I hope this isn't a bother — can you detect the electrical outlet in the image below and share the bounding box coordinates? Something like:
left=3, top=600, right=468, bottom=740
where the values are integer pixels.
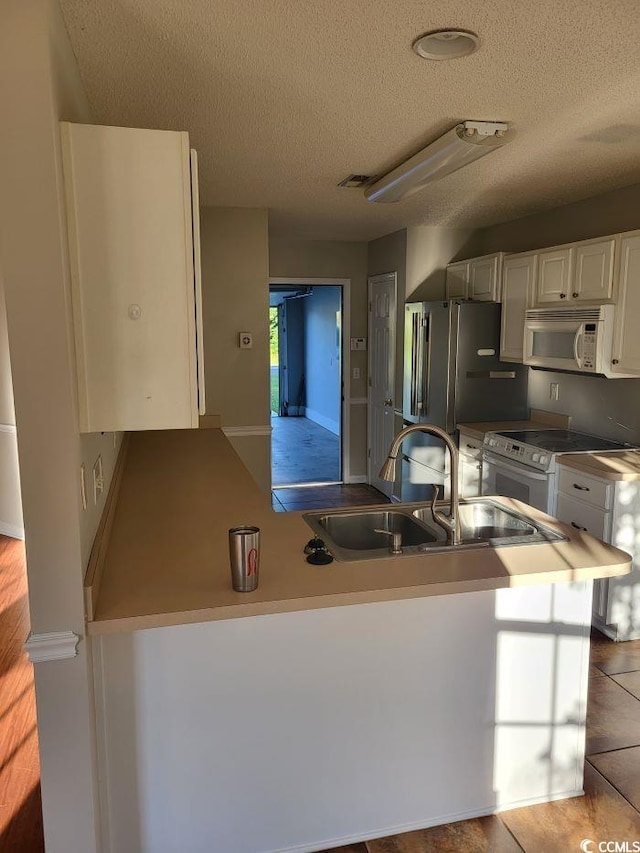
left=239, top=332, right=253, bottom=349
left=80, top=464, right=87, bottom=510
left=92, top=455, right=104, bottom=504
left=549, top=382, right=560, bottom=401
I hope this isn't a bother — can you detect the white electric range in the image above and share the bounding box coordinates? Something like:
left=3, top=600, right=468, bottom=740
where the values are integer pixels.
left=482, top=428, right=634, bottom=514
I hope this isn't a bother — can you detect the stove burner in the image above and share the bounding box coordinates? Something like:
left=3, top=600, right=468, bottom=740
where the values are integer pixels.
left=495, top=429, right=631, bottom=454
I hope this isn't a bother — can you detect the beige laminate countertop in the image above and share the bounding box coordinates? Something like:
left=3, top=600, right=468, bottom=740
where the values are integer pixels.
left=87, top=429, right=631, bottom=635
left=558, top=450, right=640, bottom=481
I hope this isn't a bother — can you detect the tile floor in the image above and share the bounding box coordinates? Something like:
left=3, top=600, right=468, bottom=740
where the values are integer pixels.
left=272, top=415, right=341, bottom=486
left=272, top=483, right=390, bottom=512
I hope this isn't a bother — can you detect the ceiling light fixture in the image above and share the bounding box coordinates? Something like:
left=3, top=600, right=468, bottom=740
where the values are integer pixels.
left=412, top=29, right=480, bottom=61
left=364, top=120, right=512, bottom=204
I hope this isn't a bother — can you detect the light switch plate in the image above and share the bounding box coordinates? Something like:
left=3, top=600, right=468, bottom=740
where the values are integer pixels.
left=239, top=332, right=253, bottom=349
left=350, top=337, right=366, bottom=351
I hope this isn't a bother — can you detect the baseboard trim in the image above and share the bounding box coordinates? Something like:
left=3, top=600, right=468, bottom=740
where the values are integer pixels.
left=222, top=426, right=272, bottom=438
left=25, top=630, right=80, bottom=663
left=347, top=475, right=369, bottom=484
left=0, top=521, right=24, bottom=539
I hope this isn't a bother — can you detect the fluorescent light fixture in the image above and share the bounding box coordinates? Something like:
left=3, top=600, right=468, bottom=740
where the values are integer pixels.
left=364, top=120, right=512, bottom=204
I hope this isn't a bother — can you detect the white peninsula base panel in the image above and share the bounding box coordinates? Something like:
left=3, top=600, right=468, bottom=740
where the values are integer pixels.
left=94, top=582, right=593, bottom=853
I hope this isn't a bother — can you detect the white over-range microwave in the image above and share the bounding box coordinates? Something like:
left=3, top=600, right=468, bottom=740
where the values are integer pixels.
left=523, top=305, right=632, bottom=378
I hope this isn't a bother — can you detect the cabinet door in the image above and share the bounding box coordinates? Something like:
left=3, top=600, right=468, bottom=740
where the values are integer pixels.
left=572, top=238, right=615, bottom=302
left=611, top=232, right=640, bottom=375
left=500, top=254, right=536, bottom=362
left=535, top=247, right=573, bottom=304
left=61, top=123, right=200, bottom=432
left=459, top=453, right=482, bottom=498
left=445, top=262, right=469, bottom=299
left=469, top=255, right=501, bottom=301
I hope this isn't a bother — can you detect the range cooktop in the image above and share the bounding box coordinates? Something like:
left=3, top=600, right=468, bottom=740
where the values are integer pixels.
left=495, top=429, right=630, bottom=454
left=484, top=429, right=634, bottom=472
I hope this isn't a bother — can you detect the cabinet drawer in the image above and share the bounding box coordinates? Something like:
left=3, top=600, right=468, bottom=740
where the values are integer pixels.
left=557, top=467, right=612, bottom=509
left=555, top=493, right=611, bottom=541
left=458, top=431, right=483, bottom=460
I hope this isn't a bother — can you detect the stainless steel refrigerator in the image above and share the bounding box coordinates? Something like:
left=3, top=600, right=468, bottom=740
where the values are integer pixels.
left=398, top=300, right=528, bottom=501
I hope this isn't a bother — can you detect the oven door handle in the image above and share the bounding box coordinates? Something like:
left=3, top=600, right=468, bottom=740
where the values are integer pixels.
left=482, top=452, right=550, bottom=481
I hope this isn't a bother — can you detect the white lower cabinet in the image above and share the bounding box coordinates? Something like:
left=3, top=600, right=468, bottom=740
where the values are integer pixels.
left=556, top=464, right=640, bottom=640
left=458, top=429, right=483, bottom=498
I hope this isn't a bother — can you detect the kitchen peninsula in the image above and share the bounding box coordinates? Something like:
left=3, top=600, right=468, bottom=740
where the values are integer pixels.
left=88, top=428, right=631, bottom=853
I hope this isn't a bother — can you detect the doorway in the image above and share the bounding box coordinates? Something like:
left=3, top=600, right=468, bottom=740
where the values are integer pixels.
left=269, top=278, right=350, bottom=488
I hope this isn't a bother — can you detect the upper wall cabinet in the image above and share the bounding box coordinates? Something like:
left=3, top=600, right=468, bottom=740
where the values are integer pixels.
left=444, top=261, right=469, bottom=299
left=611, top=231, right=640, bottom=376
left=499, top=252, right=537, bottom=362
left=61, top=123, right=205, bottom=433
left=445, top=253, right=503, bottom=302
left=534, top=237, right=615, bottom=305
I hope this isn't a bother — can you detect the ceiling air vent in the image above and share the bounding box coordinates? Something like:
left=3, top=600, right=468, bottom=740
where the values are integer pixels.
left=337, top=174, right=373, bottom=188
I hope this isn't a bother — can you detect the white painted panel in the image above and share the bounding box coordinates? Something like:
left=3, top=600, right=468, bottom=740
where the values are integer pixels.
left=97, top=585, right=591, bottom=853
left=61, top=123, right=198, bottom=431
left=536, top=248, right=572, bottom=304
left=612, top=233, right=640, bottom=375
left=500, top=254, right=536, bottom=362
left=0, top=427, right=23, bottom=537
left=573, top=238, right=615, bottom=302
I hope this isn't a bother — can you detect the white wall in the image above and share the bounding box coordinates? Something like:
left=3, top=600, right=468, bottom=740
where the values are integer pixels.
left=304, top=286, right=342, bottom=435
left=0, top=273, right=23, bottom=538
left=0, top=1, right=119, bottom=849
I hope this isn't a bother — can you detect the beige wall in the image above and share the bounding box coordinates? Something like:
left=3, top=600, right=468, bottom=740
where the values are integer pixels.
left=0, top=1, right=114, bottom=849
left=406, top=225, right=475, bottom=301
left=269, top=237, right=369, bottom=479
left=467, top=181, right=640, bottom=443
left=200, top=207, right=271, bottom=486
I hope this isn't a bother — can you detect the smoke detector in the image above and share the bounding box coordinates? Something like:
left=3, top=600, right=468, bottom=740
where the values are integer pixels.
left=412, top=30, right=480, bottom=61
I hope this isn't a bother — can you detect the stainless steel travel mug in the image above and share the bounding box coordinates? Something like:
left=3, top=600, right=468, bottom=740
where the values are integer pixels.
left=229, top=526, right=260, bottom=591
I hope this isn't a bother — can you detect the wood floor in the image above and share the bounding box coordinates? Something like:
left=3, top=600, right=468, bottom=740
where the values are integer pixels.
left=3, top=520, right=640, bottom=852
left=0, top=535, right=43, bottom=852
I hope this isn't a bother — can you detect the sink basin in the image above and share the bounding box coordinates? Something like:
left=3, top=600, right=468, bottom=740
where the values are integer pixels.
left=412, top=500, right=562, bottom=547
left=303, top=509, right=443, bottom=561
left=303, top=499, right=566, bottom=562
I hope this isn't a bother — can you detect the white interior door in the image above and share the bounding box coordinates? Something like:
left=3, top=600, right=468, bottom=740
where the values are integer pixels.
left=368, top=273, right=397, bottom=496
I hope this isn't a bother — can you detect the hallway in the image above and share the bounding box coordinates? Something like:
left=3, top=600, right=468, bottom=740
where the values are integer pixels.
left=0, top=535, right=43, bottom=850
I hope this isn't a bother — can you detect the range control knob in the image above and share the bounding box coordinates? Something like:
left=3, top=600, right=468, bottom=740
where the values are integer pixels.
left=532, top=453, right=540, bottom=463
left=539, top=456, right=548, bottom=466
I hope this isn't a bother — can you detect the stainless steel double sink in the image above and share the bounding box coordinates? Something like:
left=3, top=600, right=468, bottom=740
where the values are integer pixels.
left=303, top=498, right=566, bottom=562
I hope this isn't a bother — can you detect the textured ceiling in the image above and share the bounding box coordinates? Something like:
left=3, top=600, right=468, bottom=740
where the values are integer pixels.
left=59, top=0, right=640, bottom=241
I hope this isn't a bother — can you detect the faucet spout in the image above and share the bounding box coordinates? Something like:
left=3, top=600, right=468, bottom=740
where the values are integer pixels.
left=378, top=423, right=461, bottom=546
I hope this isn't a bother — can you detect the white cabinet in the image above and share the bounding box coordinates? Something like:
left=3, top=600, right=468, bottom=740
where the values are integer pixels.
left=534, top=237, right=616, bottom=306
left=445, top=254, right=503, bottom=301
left=499, top=253, right=536, bottom=362
left=458, top=430, right=483, bottom=498
left=445, top=262, right=469, bottom=299
left=611, top=231, right=640, bottom=376
left=573, top=237, right=615, bottom=302
left=61, top=122, right=205, bottom=433
left=556, top=463, right=640, bottom=640
left=535, top=246, right=573, bottom=304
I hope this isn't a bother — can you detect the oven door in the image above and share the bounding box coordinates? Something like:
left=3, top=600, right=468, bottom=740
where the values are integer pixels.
left=481, top=451, right=552, bottom=513
left=523, top=319, right=586, bottom=372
